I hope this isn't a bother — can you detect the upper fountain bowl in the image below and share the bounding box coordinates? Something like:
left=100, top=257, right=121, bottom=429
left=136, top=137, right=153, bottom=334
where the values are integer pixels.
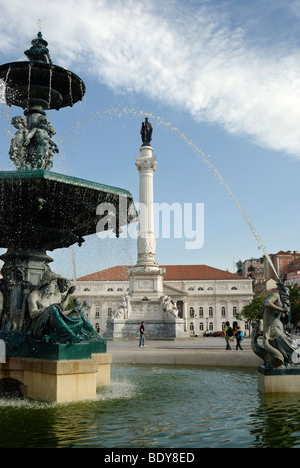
left=0, top=61, right=86, bottom=110
left=0, top=31, right=85, bottom=110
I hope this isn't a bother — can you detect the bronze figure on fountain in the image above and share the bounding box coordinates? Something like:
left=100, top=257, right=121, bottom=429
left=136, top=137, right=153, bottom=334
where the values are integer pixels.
left=252, top=281, right=300, bottom=369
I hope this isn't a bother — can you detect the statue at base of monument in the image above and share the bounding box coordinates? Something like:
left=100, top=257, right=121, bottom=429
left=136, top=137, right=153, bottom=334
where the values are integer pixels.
left=251, top=282, right=300, bottom=368
left=162, top=295, right=179, bottom=319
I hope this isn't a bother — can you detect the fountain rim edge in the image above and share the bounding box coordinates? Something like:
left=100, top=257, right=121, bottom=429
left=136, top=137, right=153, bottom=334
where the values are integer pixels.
left=0, top=169, right=133, bottom=198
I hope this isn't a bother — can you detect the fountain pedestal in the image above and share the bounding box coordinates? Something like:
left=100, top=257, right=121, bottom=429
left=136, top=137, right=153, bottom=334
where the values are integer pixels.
left=0, top=354, right=111, bottom=403
left=258, top=366, right=300, bottom=394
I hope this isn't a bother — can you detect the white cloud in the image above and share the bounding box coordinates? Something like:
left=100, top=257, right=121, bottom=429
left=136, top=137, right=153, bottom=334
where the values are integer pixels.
left=1, top=0, right=300, bottom=156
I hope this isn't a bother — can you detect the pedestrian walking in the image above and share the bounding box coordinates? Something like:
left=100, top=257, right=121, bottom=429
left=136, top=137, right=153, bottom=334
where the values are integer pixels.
left=235, top=326, right=244, bottom=351
left=223, top=321, right=234, bottom=350
left=139, top=321, right=146, bottom=347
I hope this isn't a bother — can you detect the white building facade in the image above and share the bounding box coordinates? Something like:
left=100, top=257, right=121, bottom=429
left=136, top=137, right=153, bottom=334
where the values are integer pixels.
left=76, top=265, right=253, bottom=337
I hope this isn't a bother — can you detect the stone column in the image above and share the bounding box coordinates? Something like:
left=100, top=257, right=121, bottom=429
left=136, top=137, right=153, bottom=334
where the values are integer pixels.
left=135, top=145, right=157, bottom=267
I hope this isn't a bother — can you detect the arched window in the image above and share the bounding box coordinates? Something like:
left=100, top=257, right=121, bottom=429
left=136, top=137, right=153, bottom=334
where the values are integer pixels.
left=190, top=307, right=195, bottom=317
left=107, top=288, right=113, bottom=292
left=199, top=322, right=204, bottom=331
left=199, top=307, right=204, bottom=317
left=221, top=306, right=226, bottom=317
left=209, top=307, right=213, bottom=317
left=209, top=322, right=214, bottom=331
left=231, top=287, right=238, bottom=290
left=233, top=306, right=237, bottom=316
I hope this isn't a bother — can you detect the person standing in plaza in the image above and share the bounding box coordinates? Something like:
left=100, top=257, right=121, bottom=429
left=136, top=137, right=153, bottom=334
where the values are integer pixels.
left=223, top=321, right=233, bottom=350
left=235, top=326, right=244, bottom=351
left=139, top=321, right=146, bottom=347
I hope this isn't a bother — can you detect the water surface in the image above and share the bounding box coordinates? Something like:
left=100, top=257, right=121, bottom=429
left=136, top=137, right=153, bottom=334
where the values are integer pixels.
left=0, top=365, right=300, bottom=448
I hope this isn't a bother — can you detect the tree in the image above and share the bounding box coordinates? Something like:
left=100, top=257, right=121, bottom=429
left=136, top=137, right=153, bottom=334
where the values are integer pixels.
left=287, top=285, right=300, bottom=329
left=236, top=260, right=243, bottom=276
left=236, top=297, right=264, bottom=323
left=247, top=265, right=256, bottom=274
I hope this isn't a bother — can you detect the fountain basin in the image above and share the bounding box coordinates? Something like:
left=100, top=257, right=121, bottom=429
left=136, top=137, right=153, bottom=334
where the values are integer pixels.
left=0, top=170, right=136, bottom=251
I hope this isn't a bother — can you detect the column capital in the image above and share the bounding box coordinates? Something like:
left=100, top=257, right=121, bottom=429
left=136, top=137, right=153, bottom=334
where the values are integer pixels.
left=135, top=156, right=157, bottom=173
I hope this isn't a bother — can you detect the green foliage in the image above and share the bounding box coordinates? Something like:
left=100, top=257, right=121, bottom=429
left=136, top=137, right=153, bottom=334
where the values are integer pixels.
left=236, top=297, right=264, bottom=323
left=287, top=284, right=300, bottom=328
left=237, top=285, right=300, bottom=328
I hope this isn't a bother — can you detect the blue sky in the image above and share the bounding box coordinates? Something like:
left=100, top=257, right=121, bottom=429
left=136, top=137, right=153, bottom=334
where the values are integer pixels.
left=0, top=0, right=300, bottom=279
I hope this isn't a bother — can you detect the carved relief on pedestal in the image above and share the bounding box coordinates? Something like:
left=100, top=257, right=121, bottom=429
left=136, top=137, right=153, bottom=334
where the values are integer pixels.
left=137, top=236, right=156, bottom=255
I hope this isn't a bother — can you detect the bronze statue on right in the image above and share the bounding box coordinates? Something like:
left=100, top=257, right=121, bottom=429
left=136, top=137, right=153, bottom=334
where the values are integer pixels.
left=141, top=118, right=153, bottom=146
left=252, top=282, right=300, bottom=369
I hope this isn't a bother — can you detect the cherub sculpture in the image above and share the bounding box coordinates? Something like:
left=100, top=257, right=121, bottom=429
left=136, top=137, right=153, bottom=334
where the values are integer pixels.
left=9, top=114, right=58, bottom=170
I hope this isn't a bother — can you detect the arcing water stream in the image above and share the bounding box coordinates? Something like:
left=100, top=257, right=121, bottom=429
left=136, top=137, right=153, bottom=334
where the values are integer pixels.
left=80, top=105, right=280, bottom=280
left=0, top=101, right=280, bottom=279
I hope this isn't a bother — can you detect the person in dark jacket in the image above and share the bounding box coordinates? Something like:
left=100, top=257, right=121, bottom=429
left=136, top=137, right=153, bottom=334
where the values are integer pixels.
left=139, top=321, right=146, bottom=347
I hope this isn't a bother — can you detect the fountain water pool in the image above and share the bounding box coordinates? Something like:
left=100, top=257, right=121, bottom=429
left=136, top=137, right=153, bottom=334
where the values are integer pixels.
left=0, top=364, right=299, bottom=449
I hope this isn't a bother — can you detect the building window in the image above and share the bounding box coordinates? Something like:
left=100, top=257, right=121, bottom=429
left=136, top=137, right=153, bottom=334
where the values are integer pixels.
left=107, top=288, right=113, bottom=292
left=207, top=287, right=213, bottom=291
left=95, top=307, right=100, bottom=318
left=209, top=307, right=213, bottom=317
left=233, top=306, right=237, bottom=316
left=209, top=322, right=213, bottom=331
left=117, top=288, right=123, bottom=292
left=198, top=287, right=204, bottom=291
left=231, top=287, right=238, bottom=291
left=190, top=323, right=194, bottom=331
left=190, top=307, right=195, bottom=317
left=199, top=307, right=204, bottom=318
left=108, top=308, right=112, bottom=317
left=188, top=287, right=194, bottom=291
left=221, top=306, right=226, bottom=317
left=199, top=322, right=204, bottom=331
left=84, top=288, right=90, bottom=292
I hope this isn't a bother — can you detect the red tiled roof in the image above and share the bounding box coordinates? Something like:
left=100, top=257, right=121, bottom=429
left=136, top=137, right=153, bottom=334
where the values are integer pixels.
left=77, top=265, right=247, bottom=282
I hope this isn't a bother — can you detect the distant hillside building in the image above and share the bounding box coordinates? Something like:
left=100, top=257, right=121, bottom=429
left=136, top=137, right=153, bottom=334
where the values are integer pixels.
left=242, top=258, right=264, bottom=282
left=263, top=251, right=300, bottom=281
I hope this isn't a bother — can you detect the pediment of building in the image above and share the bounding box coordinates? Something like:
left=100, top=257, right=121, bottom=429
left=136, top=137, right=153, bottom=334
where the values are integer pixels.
left=163, top=283, right=186, bottom=296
